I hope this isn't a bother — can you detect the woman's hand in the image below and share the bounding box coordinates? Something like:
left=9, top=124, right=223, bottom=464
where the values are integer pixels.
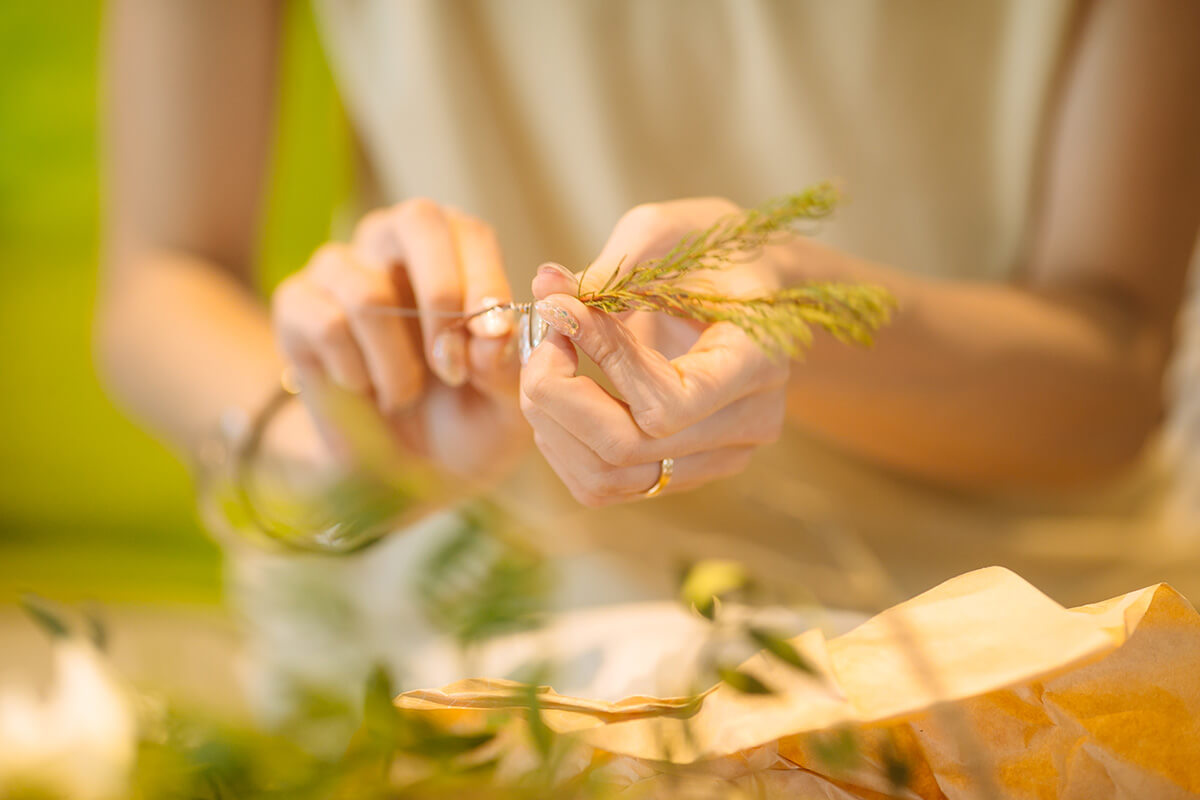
left=272, top=199, right=527, bottom=481
left=519, top=199, right=791, bottom=506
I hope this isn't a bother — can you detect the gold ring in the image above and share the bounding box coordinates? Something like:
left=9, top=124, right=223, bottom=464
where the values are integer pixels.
left=644, top=457, right=675, bottom=498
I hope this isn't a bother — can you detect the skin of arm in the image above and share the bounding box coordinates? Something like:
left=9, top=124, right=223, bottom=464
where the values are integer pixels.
left=520, top=0, right=1200, bottom=501
left=96, top=0, right=287, bottom=452
left=782, top=0, right=1200, bottom=489
left=96, top=1, right=526, bottom=484
left=98, top=0, right=1199, bottom=500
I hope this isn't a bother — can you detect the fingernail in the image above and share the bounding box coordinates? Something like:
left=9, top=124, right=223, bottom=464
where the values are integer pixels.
left=431, top=329, right=468, bottom=387
left=537, top=262, right=575, bottom=281
left=467, top=296, right=513, bottom=338
left=534, top=299, right=580, bottom=339
left=518, top=311, right=549, bottom=365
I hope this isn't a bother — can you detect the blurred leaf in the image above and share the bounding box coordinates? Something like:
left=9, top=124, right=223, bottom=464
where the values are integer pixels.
left=881, top=731, right=913, bottom=792
left=679, top=559, right=748, bottom=620
left=360, top=667, right=498, bottom=761
left=403, top=727, right=497, bottom=761
left=747, top=627, right=817, bottom=675
left=82, top=603, right=108, bottom=651
left=521, top=682, right=554, bottom=762
left=417, top=509, right=548, bottom=647
left=808, top=727, right=860, bottom=774
left=716, top=665, right=775, bottom=695
left=19, top=593, right=69, bottom=639
left=362, top=664, right=399, bottom=743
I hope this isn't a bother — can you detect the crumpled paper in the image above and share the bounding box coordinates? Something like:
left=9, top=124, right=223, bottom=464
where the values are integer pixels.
left=395, top=567, right=1200, bottom=799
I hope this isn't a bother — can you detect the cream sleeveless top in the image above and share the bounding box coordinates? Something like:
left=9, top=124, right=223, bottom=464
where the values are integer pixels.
left=308, top=0, right=1200, bottom=608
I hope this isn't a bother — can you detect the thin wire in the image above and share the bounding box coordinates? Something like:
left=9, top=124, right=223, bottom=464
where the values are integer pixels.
left=360, top=301, right=530, bottom=320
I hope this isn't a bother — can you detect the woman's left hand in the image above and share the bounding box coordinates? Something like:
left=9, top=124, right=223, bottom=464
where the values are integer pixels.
left=519, top=198, right=791, bottom=506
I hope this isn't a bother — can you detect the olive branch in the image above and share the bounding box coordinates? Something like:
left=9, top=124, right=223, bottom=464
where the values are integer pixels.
left=577, top=182, right=896, bottom=357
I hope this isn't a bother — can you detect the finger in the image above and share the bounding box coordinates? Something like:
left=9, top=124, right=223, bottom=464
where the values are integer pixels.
left=467, top=334, right=519, bottom=400
left=536, top=293, right=789, bottom=437
left=531, top=261, right=581, bottom=301
left=666, top=323, right=792, bottom=426
left=532, top=293, right=676, bottom=426
left=533, top=292, right=779, bottom=438
left=527, top=405, right=754, bottom=507
left=447, top=211, right=519, bottom=398
left=521, top=332, right=784, bottom=465
left=306, top=244, right=425, bottom=413
left=272, top=273, right=370, bottom=394
left=446, top=211, right=513, bottom=338
left=351, top=198, right=467, bottom=386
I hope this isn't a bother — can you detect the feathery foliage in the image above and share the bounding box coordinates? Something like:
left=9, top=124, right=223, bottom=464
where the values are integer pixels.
left=578, top=182, right=895, bottom=357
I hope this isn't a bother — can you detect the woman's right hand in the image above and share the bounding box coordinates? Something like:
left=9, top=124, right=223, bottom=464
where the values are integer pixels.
left=271, top=199, right=528, bottom=482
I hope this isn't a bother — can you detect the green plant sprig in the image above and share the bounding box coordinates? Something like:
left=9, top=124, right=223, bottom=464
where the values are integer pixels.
left=577, top=182, right=896, bottom=357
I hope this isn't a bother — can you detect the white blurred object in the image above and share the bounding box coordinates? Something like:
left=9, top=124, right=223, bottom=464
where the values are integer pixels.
left=405, top=601, right=866, bottom=702
left=0, top=640, right=136, bottom=800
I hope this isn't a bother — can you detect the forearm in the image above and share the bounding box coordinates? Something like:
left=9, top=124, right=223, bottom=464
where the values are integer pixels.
left=95, top=249, right=289, bottom=454
left=781, top=239, right=1170, bottom=489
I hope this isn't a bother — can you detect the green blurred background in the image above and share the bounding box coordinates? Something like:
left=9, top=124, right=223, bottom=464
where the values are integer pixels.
left=0, top=3, right=350, bottom=605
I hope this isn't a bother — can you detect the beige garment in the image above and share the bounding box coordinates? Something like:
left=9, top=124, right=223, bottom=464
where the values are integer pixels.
left=312, top=0, right=1200, bottom=608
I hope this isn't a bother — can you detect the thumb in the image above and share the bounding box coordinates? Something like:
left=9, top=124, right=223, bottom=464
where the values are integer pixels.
left=533, top=292, right=682, bottom=436
left=531, top=262, right=580, bottom=300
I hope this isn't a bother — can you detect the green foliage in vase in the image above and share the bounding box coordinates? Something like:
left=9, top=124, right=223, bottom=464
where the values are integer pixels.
left=578, top=182, right=896, bottom=358
left=415, top=506, right=550, bottom=649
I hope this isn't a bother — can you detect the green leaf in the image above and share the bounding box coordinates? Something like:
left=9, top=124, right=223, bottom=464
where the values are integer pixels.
left=882, top=732, right=913, bottom=791
left=680, top=559, right=749, bottom=619
left=416, top=513, right=549, bottom=647
left=83, top=604, right=108, bottom=652
left=716, top=665, right=775, bottom=695
left=362, top=664, right=398, bottom=742
left=808, top=727, right=859, bottom=773
left=19, top=593, right=69, bottom=639
left=747, top=627, right=817, bottom=675
left=521, top=681, right=554, bottom=761
left=397, top=725, right=496, bottom=760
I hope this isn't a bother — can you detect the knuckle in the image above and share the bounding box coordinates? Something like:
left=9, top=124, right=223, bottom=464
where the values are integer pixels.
left=520, top=391, right=536, bottom=418
left=355, top=208, right=391, bottom=236
left=520, top=368, right=553, bottom=407
left=341, top=273, right=392, bottom=312
left=717, top=448, right=755, bottom=479
left=270, top=276, right=303, bottom=321
left=351, top=210, right=394, bottom=255
left=591, top=336, right=632, bottom=379
left=622, top=202, right=665, bottom=232
left=520, top=392, right=545, bottom=425
left=596, top=433, right=639, bottom=467
left=571, top=486, right=608, bottom=509
left=632, top=403, right=674, bottom=438
left=309, top=242, right=348, bottom=273
left=312, top=309, right=352, bottom=347
left=590, top=466, right=634, bottom=498
left=397, top=196, right=442, bottom=226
